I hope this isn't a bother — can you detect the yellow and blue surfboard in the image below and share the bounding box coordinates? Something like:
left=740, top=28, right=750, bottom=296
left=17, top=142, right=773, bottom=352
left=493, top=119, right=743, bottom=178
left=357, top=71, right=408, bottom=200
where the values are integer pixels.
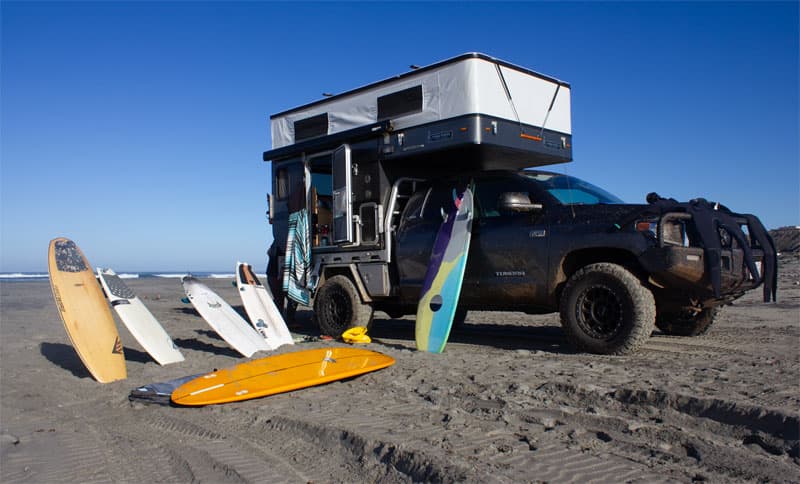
left=415, top=187, right=473, bottom=353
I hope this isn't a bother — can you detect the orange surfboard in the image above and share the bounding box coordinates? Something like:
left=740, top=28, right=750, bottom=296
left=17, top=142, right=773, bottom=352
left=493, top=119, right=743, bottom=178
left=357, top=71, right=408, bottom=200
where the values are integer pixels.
left=171, top=347, right=394, bottom=406
left=48, top=238, right=126, bottom=383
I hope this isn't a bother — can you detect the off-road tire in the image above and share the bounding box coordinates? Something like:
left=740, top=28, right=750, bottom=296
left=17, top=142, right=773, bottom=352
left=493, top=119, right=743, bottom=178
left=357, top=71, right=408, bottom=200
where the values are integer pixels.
left=313, top=275, right=374, bottom=337
left=559, top=263, right=655, bottom=355
left=655, top=307, right=718, bottom=336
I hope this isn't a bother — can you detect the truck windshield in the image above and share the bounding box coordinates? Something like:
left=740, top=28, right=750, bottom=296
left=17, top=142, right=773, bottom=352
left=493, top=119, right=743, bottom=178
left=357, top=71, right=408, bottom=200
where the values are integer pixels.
left=522, top=172, right=624, bottom=205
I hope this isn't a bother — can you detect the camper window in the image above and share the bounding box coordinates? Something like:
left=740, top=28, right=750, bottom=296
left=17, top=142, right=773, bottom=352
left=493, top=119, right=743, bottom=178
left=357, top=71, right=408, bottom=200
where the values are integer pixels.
left=378, top=85, right=423, bottom=120
left=294, top=113, right=328, bottom=142
left=275, top=162, right=304, bottom=200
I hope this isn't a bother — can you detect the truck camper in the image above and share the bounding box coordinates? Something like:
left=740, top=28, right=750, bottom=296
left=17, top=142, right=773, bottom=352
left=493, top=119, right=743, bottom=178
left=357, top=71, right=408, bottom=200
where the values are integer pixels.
left=263, top=53, right=572, bottom=321
left=264, top=52, right=775, bottom=355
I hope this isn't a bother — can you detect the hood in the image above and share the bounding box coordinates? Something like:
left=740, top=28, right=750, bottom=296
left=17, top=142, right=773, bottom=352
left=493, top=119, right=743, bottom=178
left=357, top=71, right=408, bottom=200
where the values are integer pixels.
left=550, top=204, right=648, bottom=226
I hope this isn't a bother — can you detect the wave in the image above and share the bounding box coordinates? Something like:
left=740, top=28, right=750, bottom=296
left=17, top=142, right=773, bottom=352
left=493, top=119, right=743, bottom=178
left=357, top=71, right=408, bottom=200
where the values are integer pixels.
left=0, top=273, right=49, bottom=279
left=146, top=273, right=233, bottom=279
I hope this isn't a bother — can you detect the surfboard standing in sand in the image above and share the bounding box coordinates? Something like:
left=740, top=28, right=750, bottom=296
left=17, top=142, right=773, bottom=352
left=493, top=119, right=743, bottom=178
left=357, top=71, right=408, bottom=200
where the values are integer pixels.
left=415, top=188, right=474, bottom=353
left=97, top=268, right=184, bottom=365
left=48, top=238, right=127, bottom=383
left=181, top=275, right=270, bottom=357
left=235, top=262, right=293, bottom=350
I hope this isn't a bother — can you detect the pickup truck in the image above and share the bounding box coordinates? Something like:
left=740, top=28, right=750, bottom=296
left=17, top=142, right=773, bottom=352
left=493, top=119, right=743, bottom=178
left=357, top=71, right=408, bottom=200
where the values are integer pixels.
left=311, top=169, right=777, bottom=355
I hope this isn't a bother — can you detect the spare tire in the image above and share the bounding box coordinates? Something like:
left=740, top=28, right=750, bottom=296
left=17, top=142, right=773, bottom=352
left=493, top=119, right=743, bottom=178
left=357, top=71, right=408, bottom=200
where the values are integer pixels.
left=313, top=275, right=374, bottom=337
left=656, top=307, right=718, bottom=336
left=560, top=263, right=655, bottom=355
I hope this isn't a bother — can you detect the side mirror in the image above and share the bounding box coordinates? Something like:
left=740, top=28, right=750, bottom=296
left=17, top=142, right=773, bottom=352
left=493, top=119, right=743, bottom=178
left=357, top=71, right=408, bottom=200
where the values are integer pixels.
left=266, top=193, right=274, bottom=224
left=498, top=192, right=542, bottom=213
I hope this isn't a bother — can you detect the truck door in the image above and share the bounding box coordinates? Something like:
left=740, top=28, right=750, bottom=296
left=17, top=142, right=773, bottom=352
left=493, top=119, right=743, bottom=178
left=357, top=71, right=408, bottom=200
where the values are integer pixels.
left=462, top=176, right=550, bottom=309
left=332, top=144, right=353, bottom=244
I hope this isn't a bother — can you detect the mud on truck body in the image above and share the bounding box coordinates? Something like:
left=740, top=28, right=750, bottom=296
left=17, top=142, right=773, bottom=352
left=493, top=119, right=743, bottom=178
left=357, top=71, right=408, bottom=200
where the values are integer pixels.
left=263, top=53, right=777, bottom=355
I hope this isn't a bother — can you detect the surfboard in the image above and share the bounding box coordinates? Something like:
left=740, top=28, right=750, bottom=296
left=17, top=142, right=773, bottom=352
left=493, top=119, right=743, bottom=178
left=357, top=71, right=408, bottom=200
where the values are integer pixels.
left=97, top=268, right=184, bottom=365
left=171, top=347, right=395, bottom=406
left=235, top=262, right=293, bottom=350
left=181, top=275, right=270, bottom=357
left=47, top=238, right=127, bottom=383
left=415, top=187, right=474, bottom=353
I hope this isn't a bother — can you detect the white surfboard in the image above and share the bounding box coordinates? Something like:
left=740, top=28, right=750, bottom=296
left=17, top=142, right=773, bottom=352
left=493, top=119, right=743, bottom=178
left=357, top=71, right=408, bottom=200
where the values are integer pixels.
left=181, top=275, right=270, bottom=358
left=97, top=268, right=185, bottom=365
left=235, top=262, right=294, bottom=350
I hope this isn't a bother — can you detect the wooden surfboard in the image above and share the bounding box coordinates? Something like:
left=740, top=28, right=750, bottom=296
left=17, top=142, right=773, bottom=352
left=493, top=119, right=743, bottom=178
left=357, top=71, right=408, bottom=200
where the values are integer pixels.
left=47, top=238, right=127, bottom=383
left=181, top=276, right=270, bottom=357
left=171, top=347, right=395, bottom=406
left=97, top=268, right=184, bottom=365
left=235, top=262, right=293, bottom=350
left=415, top=187, right=474, bottom=353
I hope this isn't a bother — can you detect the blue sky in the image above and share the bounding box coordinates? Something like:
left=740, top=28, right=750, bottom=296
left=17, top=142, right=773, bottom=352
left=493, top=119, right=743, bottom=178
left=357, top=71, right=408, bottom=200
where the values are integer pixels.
left=2, top=1, right=798, bottom=272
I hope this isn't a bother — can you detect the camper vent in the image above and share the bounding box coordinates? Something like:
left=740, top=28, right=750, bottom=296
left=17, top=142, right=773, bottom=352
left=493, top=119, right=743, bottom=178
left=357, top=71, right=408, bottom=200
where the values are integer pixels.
left=378, top=85, right=422, bottom=120
left=295, top=113, right=329, bottom=142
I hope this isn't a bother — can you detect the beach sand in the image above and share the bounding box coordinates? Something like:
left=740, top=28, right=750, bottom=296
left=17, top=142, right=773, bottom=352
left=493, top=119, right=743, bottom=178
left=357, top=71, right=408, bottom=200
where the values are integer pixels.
left=1, top=257, right=798, bottom=482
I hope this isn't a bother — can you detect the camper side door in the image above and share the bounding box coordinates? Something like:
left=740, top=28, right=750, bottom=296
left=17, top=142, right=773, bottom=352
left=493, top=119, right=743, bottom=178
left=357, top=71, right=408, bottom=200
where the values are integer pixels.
left=271, top=160, right=306, bottom=261
left=332, top=144, right=353, bottom=244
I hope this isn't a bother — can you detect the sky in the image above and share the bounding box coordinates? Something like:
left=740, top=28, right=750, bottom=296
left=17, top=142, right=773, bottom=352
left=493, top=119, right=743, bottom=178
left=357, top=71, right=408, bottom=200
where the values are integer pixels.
left=2, top=1, right=798, bottom=273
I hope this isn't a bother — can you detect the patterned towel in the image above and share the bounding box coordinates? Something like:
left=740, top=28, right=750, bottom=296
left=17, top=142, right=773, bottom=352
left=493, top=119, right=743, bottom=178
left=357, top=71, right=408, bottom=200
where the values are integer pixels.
left=283, top=208, right=315, bottom=306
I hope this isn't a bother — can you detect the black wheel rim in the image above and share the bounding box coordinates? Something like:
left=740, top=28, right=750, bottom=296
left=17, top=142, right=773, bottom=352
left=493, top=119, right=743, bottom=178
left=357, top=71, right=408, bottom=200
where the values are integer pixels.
left=322, top=288, right=353, bottom=332
left=576, top=285, right=624, bottom=339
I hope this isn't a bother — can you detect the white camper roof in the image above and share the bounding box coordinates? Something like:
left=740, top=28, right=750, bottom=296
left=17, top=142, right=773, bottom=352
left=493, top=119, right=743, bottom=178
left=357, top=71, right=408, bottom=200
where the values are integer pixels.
left=270, top=53, right=571, bottom=151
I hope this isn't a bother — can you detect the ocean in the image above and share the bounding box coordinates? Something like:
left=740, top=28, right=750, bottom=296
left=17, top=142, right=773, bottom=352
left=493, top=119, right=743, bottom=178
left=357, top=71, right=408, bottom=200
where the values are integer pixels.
left=0, top=272, right=253, bottom=282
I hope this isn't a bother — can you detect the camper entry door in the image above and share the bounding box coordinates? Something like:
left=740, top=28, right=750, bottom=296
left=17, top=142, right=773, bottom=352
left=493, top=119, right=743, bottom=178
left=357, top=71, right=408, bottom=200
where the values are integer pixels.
left=332, top=144, right=353, bottom=244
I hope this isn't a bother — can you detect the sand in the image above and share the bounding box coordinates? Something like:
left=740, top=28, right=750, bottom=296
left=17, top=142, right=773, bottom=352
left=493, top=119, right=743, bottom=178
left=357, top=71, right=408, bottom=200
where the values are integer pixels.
left=1, top=256, right=798, bottom=483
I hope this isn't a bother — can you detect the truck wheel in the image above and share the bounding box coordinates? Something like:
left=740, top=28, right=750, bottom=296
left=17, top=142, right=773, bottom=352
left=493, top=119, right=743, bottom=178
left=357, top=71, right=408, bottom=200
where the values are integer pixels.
left=656, top=308, right=718, bottom=336
left=313, top=275, right=374, bottom=337
left=559, top=263, right=655, bottom=355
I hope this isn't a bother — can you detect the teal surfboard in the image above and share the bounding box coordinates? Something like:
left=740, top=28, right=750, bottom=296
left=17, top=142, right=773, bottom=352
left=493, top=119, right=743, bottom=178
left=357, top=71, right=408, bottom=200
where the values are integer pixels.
left=415, top=187, right=473, bottom=353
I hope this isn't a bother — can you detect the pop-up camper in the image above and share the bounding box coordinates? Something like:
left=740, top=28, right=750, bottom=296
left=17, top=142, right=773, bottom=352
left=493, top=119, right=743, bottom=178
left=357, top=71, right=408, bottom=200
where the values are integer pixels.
left=266, top=52, right=571, bottom=168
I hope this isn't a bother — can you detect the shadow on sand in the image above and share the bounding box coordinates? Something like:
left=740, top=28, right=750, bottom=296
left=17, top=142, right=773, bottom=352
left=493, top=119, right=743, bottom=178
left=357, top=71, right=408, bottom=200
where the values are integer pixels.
left=122, top=347, right=153, bottom=364
left=40, top=342, right=91, bottom=379
left=361, top=317, right=575, bottom=354
left=40, top=342, right=157, bottom=378
left=173, top=337, right=241, bottom=358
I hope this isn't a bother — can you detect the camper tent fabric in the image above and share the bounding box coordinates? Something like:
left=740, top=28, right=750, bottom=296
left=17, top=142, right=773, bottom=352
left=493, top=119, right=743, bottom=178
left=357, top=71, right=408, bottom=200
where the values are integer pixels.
left=270, top=54, right=571, bottom=150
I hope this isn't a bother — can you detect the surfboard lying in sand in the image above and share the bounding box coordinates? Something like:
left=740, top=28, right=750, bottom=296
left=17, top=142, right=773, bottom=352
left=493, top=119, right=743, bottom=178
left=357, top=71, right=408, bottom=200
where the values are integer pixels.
left=97, top=268, right=184, bottom=365
left=181, top=275, right=270, bottom=357
left=47, top=238, right=127, bottom=383
left=415, top=187, right=473, bottom=353
left=235, top=262, right=293, bottom=350
left=171, top=347, right=395, bottom=406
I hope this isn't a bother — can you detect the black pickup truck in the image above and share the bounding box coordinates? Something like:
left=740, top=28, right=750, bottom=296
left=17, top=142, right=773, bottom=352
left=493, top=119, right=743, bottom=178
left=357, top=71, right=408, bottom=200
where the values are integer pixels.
left=364, top=169, right=776, bottom=355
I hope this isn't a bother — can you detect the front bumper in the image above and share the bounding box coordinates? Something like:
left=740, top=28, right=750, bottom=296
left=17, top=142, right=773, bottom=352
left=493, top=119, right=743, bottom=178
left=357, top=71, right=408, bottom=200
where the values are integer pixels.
left=640, top=246, right=763, bottom=297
